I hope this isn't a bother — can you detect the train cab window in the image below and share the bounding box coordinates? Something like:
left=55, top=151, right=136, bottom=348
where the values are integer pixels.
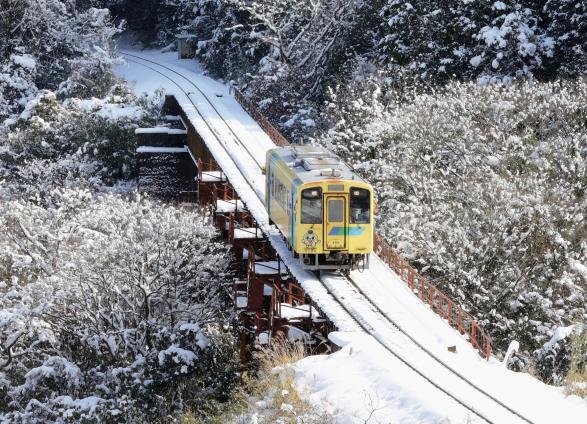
left=301, top=188, right=322, bottom=224
left=350, top=187, right=370, bottom=224
left=328, top=198, right=344, bottom=222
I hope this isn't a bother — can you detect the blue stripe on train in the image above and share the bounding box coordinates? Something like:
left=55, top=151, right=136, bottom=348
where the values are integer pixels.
left=328, top=226, right=366, bottom=236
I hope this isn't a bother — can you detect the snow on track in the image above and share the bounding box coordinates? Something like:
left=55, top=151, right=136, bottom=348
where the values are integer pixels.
left=114, top=50, right=587, bottom=424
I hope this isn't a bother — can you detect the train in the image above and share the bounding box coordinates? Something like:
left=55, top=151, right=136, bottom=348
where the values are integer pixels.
left=265, top=145, right=373, bottom=271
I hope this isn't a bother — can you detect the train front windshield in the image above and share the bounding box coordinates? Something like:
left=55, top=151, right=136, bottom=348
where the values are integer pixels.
left=301, top=188, right=322, bottom=224
left=350, top=188, right=370, bottom=224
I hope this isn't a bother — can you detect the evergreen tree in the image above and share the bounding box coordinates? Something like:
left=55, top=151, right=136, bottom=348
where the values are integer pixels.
left=543, top=0, right=587, bottom=76
left=378, top=1, right=552, bottom=83
left=468, top=1, right=550, bottom=83
left=378, top=1, right=474, bottom=81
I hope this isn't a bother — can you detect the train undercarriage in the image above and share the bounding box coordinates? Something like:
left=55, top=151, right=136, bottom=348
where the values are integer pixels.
left=299, top=252, right=369, bottom=272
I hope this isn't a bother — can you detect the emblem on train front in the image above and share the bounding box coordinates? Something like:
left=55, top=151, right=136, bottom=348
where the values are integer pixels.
left=302, top=229, right=319, bottom=249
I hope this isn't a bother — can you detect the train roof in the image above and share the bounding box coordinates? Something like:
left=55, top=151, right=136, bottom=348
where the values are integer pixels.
left=269, top=145, right=368, bottom=185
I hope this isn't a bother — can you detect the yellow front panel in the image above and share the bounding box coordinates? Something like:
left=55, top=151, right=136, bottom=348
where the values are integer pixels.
left=294, top=181, right=373, bottom=255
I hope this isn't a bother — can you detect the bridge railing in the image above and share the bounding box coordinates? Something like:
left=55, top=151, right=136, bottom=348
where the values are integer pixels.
left=231, top=87, right=291, bottom=147
left=373, top=233, right=492, bottom=359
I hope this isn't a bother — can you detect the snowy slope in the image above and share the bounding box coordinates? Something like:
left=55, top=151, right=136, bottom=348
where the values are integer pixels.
left=113, top=49, right=587, bottom=424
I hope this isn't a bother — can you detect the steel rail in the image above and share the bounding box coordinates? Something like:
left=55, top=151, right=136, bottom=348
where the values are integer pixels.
left=317, top=273, right=500, bottom=424
left=345, top=273, right=536, bottom=424
left=120, top=51, right=265, bottom=170
left=122, top=54, right=533, bottom=424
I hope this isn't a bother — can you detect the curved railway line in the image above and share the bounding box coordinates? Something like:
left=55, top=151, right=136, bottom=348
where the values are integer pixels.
left=120, top=52, right=537, bottom=424
left=122, top=51, right=265, bottom=171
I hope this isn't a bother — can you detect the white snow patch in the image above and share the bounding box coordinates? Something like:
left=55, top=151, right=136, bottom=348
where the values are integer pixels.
left=67, top=97, right=146, bottom=121
left=11, top=54, right=36, bottom=69
left=544, top=325, right=576, bottom=350
left=570, top=260, right=587, bottom=282
left=136, top=146, right=188, bottom=153
left=158, top=345, right=197, bottom=366
left=470, top=55, right=483, bottom=67
left=135, top=127, right=187, bottom=135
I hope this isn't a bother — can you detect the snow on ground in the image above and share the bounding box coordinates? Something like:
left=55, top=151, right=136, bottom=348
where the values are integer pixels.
left=113, top=48, right=587, bottom=424
left=65, top=97, right=146, bottom=121
left=295, top=329, right=587, bottom=423
left=319, top=269, right=587, bottom=423
left=296, top=332, right=470, bottom=424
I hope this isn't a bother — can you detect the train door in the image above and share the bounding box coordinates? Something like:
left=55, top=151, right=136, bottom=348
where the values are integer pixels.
left=324, top=194, right=348, bottom=251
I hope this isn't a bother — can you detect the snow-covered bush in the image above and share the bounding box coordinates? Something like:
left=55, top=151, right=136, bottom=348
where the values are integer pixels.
left=534, top=326, right=576, bottom=385
left=0, top=88, right=157, bottom=203
left=0, top=192, right=239, bottom=422
left=317, top=78, right=587, bottom=377
left=0, top=0, right=121, bottom=122
left=534, top=324, right=586, bottom=390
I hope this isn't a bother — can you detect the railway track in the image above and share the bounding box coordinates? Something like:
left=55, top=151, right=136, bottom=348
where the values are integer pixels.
left=323, top=272, right=535, bottom=424
left=121, top=52, right=265, bottom=171
left=120, top=52, right=536, bottom=424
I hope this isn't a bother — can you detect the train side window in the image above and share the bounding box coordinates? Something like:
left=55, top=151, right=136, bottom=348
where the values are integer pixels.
left=350, top=187, right=370, bottom=224
left=301, top=188, right=322, bottom=224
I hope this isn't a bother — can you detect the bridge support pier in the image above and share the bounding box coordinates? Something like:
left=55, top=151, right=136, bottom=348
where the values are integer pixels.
left=193, top=157, right=333, bottom=364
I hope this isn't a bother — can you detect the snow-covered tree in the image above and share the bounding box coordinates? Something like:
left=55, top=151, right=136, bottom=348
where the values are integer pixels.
left=542, top=0, right=587, bottom=77
left=378, top=1, right=553, bottom=83
left=317, top=78, right=587, bottom=373
left=0, top=192, right=239, bottom=421
left=0, top=87, right=158, bottom=203
left=0, top=0, right=121, bottom=122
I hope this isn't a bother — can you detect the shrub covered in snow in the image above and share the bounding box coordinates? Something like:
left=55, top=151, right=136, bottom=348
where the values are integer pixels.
left=230, top=337, right=335, bottom=424
left=0, top=192, right=239, bottom=422
left=1, top=1, right=241, bottom=420
left=317, top=78, right=587, bottom=379
left=0, top=0, right=122, bottom=122
left=0, top=88, right=158, bottom=203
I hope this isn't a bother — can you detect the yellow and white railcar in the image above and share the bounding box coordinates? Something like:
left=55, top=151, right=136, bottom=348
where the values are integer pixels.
left=265, top=145, right=373, bottom=271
